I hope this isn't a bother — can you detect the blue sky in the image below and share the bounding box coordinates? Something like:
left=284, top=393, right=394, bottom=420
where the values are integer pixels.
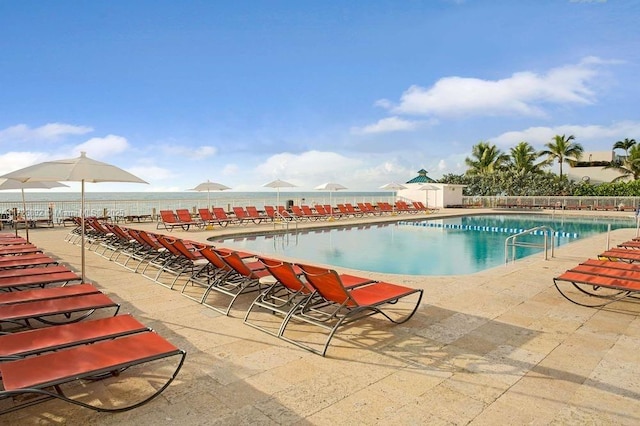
left=1, top=0, right=639, bottom=192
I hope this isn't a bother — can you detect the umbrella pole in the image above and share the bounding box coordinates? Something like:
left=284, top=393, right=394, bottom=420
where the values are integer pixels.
left=81, top=180, right=86, bottom=283
left=329, top=191, right=334, bottom=219
left=21, top=189, right=29, bottom=242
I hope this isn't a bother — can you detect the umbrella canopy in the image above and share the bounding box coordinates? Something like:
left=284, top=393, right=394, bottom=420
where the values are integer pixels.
left=0, top=179, right=69, bottom=191
left=314, top=182, right=347, bottom=215
left=188, top=180, right=231, bottom=209
left=263, top=179, right=297, bottom=207
left=0, top=152, right=148, bottom=282
left=314, top=182, right=348, bottom=191
left=379, top=182, right=407, bottom=213
left=379, top=182, right=407, bottom=191
left=0, top=179, right=69, bottom=242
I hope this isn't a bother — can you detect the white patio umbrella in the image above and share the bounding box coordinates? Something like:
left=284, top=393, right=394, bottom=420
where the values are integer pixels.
left=314, top=182, right=347, bottom=217
left=188, top=180, right=231, bottom=209
left=379, top=182, right=407, bottom=213
left=418, top=184, right=440, bottom=210
left=0, top=152, right=148, bottom=282
left=263, top=179, right=297, bottom=207
left=0, top=179, right=69, bottom=242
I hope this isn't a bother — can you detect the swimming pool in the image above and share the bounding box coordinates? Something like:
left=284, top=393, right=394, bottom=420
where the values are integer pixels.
left=215, top=214, right=635, bottom=275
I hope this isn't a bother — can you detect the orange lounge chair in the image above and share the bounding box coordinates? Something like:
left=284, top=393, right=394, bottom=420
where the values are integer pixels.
left=314, top=204, right=335, bottom=219
left=243, top=257, right=311, bottom=336
left=0, top=269, right=82, bottom=292
left=337, top=204, right=361, bottom=218
left=297, top=205, right=322, bottom=220
left=413, top=201, right=438, bottom=213
left=0, top=254, right=58, bottom=269
left=598, top=248, right=640, bottom=263
left=126, top=229, right=176, bottom=275
left=0, top=238, right=30, bottom=246
left=150, top=235, right=209, bottom=288
left=554, top=265, right=640, bottom=308
left=0, top=244, right=43, bottom=256
left=377, top=202, right=394, bottom=214
left=233, top=206, right=257, bottom=225
left=0, top=284, right=120, bottom=331
left=101, top=223, right=152, bottom=268
left=0, top=314, right=149, bottom=360
left=0, top=330, right=185, bottom=414
left=197, top=208, right=217, bottom=226
left=179, top=247, right=262, bottom=315
left=213, top=207, right=239, bottom=226
left=290, top=205, right=308, bottom=220
left=280, top=263, right=423, bottom=356
left=0, top=264, right=72, bottom=280
left=395, top=201, right=418, bottom=214
left=176, top=209, right=204, bottom=229
left=357, top=202, right=379, bottom=216
left=617, top=240, right=640, bottom=250
left=244, top=258, right=374, bottom=339
left=245, top=206, right=268, bottom=224
left=157, top=210, right=200, bottom=231
left=344, top=203, right=363, bottom=217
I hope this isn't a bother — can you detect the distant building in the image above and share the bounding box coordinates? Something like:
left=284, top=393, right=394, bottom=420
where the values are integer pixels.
left=566, top=151, right=626, bottom=184
left=398, top=169, right=466, bottom=208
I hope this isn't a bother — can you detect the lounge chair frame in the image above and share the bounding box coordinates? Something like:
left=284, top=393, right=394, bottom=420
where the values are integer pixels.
left=243, top=258, right=312, bottom=337
left=554, top=260, right=640, bottom=307
left=0, top=284, right=120, bottom=332
left=280, top=264, right=422, bottom=356
left=0, top=331, right=186, bottom=414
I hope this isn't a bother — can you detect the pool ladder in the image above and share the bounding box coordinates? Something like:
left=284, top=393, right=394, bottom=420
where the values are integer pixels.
left=272, top=211, right=299, bottom=232
left=504, top=225, right=555, bottom=264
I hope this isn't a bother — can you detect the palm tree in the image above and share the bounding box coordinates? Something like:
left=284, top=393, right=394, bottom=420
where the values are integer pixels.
left=540, top=134, right=583, bottom=179
left=613, top=138, right=637, bottom=160
left=465, top=141, right=509, bottom=176
left=507, top=141, right=548, bottom=175
left=605, top=143, right=640, bottom=181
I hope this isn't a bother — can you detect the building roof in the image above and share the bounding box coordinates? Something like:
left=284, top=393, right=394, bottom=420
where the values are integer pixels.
left=406, top=169, right=435, bottom=184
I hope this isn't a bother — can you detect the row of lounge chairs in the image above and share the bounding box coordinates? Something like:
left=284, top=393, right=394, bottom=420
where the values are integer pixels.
left=0, top=233, right=186, bottom=415
left=73, top=220, right=424, bottom=356
left=156, top=201, right=438, bottom=230
left=553, top=237, right=640, bottom=307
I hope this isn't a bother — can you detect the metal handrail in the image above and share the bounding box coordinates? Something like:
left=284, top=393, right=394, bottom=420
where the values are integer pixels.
left=272, top=211, right=298, bottom=232
left=504, top=225, right=555, bottom=264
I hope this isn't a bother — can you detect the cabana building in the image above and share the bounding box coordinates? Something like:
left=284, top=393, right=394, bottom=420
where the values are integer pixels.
left=397, top=169, right=466, bottom=208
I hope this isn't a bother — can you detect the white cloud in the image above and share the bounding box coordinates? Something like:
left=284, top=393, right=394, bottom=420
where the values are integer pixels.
left=128, top=164, right=175, bottom=182
left=351, top=116, right=427, bottom=134
left=74, top=135, right=130, bottom=159
left=0, top=151, right=51, bottom=175
left=256, top=151, right=362, bottom=185
left=379, top=57, right=611, bottom=118
left=0, top=123, right=93, bottom=144
left=491, top=121, right=640, bottom=149
left=222, top=164, right=239, bottom=176
left=161, top=144, right=217, bottom=159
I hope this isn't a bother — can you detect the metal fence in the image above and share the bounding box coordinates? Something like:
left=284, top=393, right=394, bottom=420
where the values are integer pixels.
left=460, top=196, right=640, bottom=211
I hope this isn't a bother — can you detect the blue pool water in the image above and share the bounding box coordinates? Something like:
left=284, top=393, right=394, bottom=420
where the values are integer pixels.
left=215, top=214, right=635, bottom=275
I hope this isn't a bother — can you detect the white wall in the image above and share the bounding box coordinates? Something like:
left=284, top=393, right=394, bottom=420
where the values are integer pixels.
left=398, top=184, right=466, bottom=208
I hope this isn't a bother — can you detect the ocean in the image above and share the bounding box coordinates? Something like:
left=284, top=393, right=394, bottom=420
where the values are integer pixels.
left=0, top=191, right=392, bottom=221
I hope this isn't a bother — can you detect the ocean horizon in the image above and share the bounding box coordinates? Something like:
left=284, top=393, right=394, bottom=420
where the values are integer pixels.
left=0, top=191, right=394, bottom=220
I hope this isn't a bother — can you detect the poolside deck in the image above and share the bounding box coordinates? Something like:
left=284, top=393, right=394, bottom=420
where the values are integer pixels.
left=3, top=208, right=640, bottom=424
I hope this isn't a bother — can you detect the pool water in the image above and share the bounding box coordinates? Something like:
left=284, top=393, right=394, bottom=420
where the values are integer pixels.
left=215, top=214, right=635, bottom=275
